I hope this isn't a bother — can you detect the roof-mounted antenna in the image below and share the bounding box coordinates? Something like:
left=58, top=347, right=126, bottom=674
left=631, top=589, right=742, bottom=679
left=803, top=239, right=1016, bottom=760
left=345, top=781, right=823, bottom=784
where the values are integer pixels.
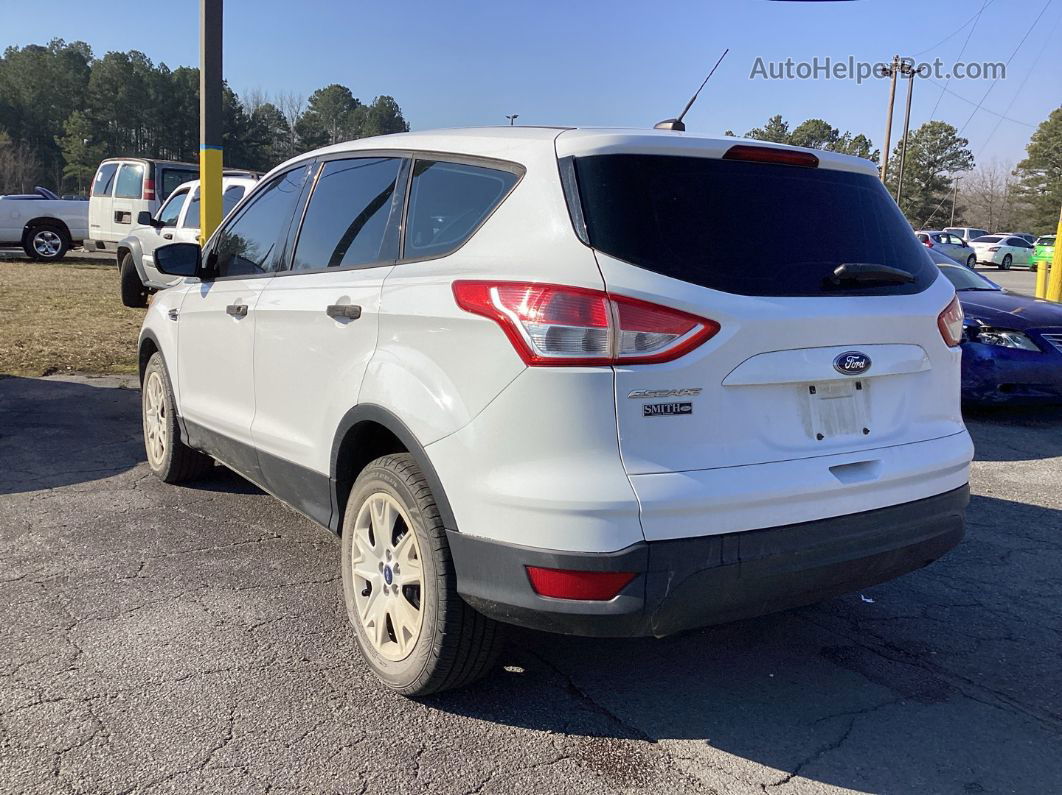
left=654, top=48, right=730, bottom=132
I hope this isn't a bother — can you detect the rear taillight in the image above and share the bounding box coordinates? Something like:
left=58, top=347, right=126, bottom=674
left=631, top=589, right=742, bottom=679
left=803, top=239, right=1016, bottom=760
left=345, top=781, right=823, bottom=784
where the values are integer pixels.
left=938, top=296, right=964, bottom=347
left=924, top=239, right=934, bottom=248
left=987, top=246, right=1000, bottom=252
left=525, top=567, right=636, bottom=601
left=143, top=178, right=155, bottom=201
left=452, top=281, right=719, bottom=366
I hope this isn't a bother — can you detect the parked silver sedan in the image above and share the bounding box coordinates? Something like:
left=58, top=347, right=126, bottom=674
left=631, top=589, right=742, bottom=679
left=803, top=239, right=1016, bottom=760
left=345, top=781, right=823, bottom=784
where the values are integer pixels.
left=915, top=230, right=977, bottom=268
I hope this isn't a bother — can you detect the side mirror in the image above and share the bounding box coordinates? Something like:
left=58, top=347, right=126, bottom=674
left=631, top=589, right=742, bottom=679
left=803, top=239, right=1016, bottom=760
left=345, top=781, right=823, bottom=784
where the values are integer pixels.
left=154, top=242, right=203, bottom=278
left=136, top=210, right=159, bottom=227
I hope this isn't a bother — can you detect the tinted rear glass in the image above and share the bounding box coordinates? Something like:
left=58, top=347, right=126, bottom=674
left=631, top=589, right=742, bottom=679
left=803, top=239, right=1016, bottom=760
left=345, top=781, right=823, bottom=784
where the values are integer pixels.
left=114, top=163, right=144, bottom=199
left=159, top=168, right=197, bottom=202
left=92, top=163, right=118, bottom=196
left=973, top=236, right=1001, bottom=243
left=572, top=154, right=935, bottom=297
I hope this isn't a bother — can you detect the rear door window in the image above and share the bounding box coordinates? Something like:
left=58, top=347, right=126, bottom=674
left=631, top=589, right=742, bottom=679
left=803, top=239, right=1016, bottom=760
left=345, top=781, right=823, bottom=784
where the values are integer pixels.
left=292, top=157, right=405, bottom=271
left=404, top=160, right=519, bottom=260
left=115, top=163, right=145, bottom=199
left=571, top=154, right=935, bottom=297
left=92, top=163, right=118, bottom=197
left=159, top=168, right=197, bottom=202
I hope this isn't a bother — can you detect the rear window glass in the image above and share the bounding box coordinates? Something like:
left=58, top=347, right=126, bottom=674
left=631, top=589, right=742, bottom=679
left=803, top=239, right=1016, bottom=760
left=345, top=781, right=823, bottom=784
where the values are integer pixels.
left=404, top=160, right=519, bottom=260
left=92, top=163, right=118, bottom=197
left=182, top=186, right=248, bottom=229
left=159, top=168, right=197, bottom=202
left=973, top=236, right=1001, bottom=243
left=115, top=163, right=144, bottom=199
left=1038, top=237, right=1055, bottom=246
left=572, top=154, right=935, bottom=297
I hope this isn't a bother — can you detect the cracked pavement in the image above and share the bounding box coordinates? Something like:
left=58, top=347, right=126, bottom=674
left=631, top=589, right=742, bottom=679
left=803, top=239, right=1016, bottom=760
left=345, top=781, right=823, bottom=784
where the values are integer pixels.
left=1, top=374, right=1060, bottom=793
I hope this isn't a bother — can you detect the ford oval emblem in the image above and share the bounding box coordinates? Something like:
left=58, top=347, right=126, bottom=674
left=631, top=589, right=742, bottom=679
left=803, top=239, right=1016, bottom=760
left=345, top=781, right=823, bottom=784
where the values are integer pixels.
left=833, top=351, right=872, bottom=375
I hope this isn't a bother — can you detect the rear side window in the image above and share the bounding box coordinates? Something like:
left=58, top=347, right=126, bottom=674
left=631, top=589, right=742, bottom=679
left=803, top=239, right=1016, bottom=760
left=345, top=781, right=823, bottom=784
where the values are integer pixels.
left=212, top=165, right=312, bottom=277
left=292, top=157, right=404, bottom=271
left=572, top=154, right=935, bottom=297
left=115, top=163, right=144, bottom=199
left=404, top=160, right=519, bottom=260
left=92, top=163, right=118, bottom=197
left=159, top=168, right=197, bottom=202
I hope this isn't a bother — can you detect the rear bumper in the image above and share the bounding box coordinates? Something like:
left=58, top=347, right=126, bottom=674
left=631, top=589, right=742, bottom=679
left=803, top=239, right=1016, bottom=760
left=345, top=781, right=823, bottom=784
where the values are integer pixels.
left=449, top=484, right=969, bottom=637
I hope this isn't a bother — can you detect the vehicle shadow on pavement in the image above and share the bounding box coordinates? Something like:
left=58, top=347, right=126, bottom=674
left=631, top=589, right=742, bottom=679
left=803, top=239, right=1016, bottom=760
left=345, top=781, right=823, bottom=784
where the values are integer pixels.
left=963, top=403, right=1062, bottom=461
left=0, top=375, right=147, bottom=495
left=427, top=491, right=1062, bottom=792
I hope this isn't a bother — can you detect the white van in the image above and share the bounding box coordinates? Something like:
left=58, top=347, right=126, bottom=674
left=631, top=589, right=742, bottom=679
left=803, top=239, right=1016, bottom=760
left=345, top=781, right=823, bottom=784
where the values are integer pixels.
left=88, top=159, right=257, bottom=251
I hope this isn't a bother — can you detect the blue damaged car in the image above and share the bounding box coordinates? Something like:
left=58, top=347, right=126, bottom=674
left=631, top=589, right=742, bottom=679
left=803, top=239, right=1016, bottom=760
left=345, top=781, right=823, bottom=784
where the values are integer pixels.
left=936, top=259, right=1062, bottom=404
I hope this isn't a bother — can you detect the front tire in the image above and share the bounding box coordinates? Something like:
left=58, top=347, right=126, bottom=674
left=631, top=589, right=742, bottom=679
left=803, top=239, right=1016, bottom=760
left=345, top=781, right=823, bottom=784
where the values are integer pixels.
left=341, top=453, right=503, bottom=696
left=142, top=353, right=214, bottom=483
left=120, top=253, right=148, bottom=308
left=23, top=224, right=69, bottom=262
left=999, top=254, right=1012, bottom=270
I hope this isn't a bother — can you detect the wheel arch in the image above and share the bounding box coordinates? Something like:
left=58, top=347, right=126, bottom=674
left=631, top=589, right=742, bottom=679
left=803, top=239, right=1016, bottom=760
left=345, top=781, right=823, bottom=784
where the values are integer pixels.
left=22, top=216, right=72, bottom=242
left=330, top=404, right=456, bottom=536
left=137, top=329, right=163, bottom=385
left=117, top=236, right=148, bottom=281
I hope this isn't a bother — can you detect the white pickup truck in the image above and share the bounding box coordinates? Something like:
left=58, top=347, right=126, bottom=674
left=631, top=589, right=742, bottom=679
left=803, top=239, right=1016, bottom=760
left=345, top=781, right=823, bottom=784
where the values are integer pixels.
left=0, top=186, right=89, bottom=261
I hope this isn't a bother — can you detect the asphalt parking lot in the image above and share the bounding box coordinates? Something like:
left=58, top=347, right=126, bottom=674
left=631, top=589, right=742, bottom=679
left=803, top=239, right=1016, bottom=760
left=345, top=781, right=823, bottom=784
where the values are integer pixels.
left=1, top=372, right=1060, bottom=794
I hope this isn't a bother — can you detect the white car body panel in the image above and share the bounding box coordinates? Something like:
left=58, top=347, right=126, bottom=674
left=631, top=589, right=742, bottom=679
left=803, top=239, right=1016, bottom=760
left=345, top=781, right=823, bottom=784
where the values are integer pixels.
left=971, top=236, right=1032, bottom=268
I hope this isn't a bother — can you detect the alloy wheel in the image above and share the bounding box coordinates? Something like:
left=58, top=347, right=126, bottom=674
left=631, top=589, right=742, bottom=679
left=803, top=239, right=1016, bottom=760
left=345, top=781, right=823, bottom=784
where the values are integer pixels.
left=143, top=371, right=168, bottom=468
left=350, top=492, right=425, bottom=661
left=32, top=230, right=62, bottom=258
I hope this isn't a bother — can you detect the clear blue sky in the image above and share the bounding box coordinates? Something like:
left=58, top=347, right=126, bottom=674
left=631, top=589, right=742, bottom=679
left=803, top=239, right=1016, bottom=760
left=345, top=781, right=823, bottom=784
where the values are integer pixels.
left=3, top=0, right=1060, bottom=166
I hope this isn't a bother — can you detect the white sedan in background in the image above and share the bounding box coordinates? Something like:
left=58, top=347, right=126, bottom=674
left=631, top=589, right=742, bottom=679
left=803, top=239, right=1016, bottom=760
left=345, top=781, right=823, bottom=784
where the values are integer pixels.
left=969, top=234, right=1035, bottom=270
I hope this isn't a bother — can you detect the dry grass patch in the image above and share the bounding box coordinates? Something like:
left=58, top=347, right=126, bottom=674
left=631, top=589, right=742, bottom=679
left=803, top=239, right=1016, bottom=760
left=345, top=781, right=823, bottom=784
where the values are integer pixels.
left=0, top=258, right=144, bottom=376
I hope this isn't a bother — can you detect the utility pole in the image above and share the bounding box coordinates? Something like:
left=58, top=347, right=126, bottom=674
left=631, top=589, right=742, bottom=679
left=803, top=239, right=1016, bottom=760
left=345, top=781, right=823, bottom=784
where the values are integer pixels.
left=505, top=114, right=519, bottom=126
left=950, top=176, right=961, bottom=226
left=880, top=55, right=900, bottom=185
left=199, top=0, right=223, bottom=246
left=894, top=59, right=916, bottom=211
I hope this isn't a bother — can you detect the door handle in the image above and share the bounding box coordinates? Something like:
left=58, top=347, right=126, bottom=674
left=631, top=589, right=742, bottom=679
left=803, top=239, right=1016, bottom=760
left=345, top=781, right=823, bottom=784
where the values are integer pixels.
left=326, top=304, right=362, bottom=320
left=226, top=303, right=248, bottom=318
left=163, top=232, right=173, bottom=240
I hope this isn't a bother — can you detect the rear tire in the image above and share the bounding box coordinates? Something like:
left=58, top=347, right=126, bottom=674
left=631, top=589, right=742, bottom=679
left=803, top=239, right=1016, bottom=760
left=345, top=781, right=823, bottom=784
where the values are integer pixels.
left=341, top=453, right=504, bottom=696
left=142, top=353, right=214, bottom=483
left=966, top=253, right=976, bottom=269
left=1000, top=254, right=1012, bottom=270
left=120, top=253, right=148, bottom=308
left=22, top=224, right=69, bottom=262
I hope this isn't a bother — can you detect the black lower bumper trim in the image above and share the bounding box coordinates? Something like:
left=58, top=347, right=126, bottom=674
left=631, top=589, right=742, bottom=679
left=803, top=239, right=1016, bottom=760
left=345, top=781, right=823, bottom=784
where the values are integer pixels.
left=448, top=485, right=969, bottom=638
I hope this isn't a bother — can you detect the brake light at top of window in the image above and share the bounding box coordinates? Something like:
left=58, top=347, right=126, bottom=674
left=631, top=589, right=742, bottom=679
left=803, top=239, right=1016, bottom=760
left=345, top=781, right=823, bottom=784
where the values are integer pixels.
left=143, top=178, right=156, bottom=201
left=722, top=144, right=819, bottom=168
left=938, top=296, right=964, bottom=347
left=924, top=239, right=934, bottom=248
left=452, top=281, right=719, bottom=366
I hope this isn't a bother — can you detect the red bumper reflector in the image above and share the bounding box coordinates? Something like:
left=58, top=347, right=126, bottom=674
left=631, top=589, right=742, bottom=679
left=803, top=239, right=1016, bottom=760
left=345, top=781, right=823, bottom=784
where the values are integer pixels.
left=525, top=567, right=637, bottom=601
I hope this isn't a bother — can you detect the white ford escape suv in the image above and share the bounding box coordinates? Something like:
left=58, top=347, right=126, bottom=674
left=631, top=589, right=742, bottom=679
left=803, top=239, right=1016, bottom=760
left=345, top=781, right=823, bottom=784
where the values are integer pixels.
left=139, top=127, right=973, bottom=695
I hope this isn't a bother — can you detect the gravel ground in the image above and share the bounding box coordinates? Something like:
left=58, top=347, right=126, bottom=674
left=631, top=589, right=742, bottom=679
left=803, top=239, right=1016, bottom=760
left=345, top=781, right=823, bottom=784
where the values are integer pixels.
left=0, top=374, right=1060, bottom=794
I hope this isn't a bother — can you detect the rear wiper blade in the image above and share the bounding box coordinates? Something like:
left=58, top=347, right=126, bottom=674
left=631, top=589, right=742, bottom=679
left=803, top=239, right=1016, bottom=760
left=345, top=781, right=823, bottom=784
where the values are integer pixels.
left=825, top=262, right=916, bottom=287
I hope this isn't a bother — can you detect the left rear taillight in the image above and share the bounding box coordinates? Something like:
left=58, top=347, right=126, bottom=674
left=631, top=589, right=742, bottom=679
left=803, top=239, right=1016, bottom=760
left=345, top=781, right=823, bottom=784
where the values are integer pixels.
left=143, top=178, right=156, bottom=201
left=452, top=281, right=720, bottom=366
left=938, top=296, right=964, bottom=347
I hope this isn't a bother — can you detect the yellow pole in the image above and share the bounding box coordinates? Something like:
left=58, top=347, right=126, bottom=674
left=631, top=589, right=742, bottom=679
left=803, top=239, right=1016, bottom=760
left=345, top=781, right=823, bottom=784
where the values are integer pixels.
left=1047, top=205, right=1062, bottom=303
left=199, top=0, right=223, bottom=246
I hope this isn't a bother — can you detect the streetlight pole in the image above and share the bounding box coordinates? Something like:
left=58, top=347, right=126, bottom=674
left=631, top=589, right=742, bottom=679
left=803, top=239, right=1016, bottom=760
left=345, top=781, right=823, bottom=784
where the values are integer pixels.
left=199, top=0, right=223, bottom=246
left=950, top=176, right=961, bottom=227
left=505, top=114, right=519, bottom=126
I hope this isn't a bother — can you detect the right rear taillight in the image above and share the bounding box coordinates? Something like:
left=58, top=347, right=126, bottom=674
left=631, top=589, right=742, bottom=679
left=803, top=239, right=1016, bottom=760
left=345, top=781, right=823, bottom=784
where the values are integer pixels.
left=938, top=296, right=964, bottom=347
left=452, top=281, right=719, bottom=366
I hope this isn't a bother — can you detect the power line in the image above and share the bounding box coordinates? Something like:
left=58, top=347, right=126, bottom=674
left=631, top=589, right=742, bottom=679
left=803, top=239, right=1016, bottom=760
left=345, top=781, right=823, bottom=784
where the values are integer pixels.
left=926, top=0, right=989, bottom=120
left=910, top=0, right=997, bottom=57
left=922, top=79, right=1037, bottom=127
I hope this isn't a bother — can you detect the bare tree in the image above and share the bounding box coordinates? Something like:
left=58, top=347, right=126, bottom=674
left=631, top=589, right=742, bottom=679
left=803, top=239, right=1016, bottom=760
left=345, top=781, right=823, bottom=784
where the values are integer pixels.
left=242, top=86, right=268, bottom=115
left=277, top=92, right=305, bottom=159
left=0, top=133, right=42, bottom=194
left=958, top=160, right=1026, bottom=232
